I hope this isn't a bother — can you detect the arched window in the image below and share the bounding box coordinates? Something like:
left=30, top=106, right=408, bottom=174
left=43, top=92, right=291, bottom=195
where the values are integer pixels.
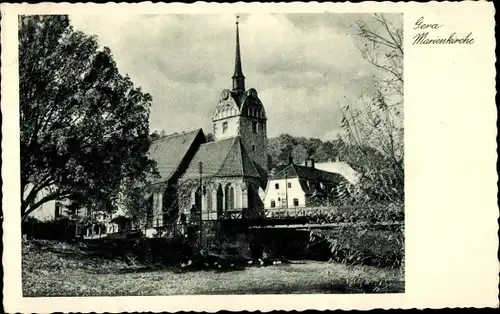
left=225, top=184, right=235, bottom=210
left=216, top=185, right=223, bottom=217
left=206, top=188, right=212, bottom=211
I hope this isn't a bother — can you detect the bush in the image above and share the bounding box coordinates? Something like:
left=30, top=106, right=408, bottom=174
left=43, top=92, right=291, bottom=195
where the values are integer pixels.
left=310, top=202, right=404, bottom=268
left=22, top=217, right=79, bottom=241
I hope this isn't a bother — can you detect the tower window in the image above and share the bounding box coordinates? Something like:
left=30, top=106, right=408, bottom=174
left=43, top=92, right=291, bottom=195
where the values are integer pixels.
left=288, top=182, right=292, bottom=188
left=252, top=145, right=255, bottom=152
left=252, top=121, right=258, bottom=134
left=293, top=198, right=299, bottom=207
left=275, top=183, right=279, bottom=189
left=270, top=200, right=276, bottom=208
left=222, top=122, right=228, bottom=133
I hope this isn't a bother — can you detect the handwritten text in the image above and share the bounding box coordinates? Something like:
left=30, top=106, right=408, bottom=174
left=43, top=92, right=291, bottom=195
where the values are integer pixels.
left=412, top=16, right=475, bottom=45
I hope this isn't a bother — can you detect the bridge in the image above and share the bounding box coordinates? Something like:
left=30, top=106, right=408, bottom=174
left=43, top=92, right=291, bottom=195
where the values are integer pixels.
left=222, top=206, right=341, bottom=221
left=216, top=206, right=402, bottom=230
left=101, top=204, right=402, bottom=240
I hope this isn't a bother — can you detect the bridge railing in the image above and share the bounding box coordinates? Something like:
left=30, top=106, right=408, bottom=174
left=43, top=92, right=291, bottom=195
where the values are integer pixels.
left=263, top=206, right=339, bottom=220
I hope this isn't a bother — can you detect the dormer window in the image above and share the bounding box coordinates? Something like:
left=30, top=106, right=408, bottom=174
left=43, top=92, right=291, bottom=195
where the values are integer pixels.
left=222, top=122, right=228, bottom=133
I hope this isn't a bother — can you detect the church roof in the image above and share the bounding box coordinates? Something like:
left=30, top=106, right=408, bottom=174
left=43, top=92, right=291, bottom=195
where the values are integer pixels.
left=149, top=129, right=205, bottom=183
left=182, top=136, right=261, bottom=180
left=228, top=89, right=262, bottom=111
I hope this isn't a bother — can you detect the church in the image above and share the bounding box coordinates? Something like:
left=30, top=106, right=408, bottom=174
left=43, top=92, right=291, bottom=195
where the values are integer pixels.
left=145, top=18, right=268, bottom=227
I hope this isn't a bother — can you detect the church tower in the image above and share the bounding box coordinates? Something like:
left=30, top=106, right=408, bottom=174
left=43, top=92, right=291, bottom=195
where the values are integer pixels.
left=212, top=16, right=268, bottom=176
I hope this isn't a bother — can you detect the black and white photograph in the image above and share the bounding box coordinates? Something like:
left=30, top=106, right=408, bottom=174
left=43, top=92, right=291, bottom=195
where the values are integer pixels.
left=18, top=12, right=405, bottom=296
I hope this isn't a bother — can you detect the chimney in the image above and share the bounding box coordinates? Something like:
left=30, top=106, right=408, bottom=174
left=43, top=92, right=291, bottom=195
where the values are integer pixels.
left=310, top=158, right=315, bottom=169
left=288, top=156, right=293, bottom=165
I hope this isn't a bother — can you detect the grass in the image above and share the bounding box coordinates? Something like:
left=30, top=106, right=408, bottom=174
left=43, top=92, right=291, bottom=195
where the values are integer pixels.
left=22, top=240, right=404, bottom=296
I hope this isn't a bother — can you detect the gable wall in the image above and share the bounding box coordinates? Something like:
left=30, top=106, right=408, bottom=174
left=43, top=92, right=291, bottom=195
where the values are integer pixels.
left=263, top=177, right=305, bottom=208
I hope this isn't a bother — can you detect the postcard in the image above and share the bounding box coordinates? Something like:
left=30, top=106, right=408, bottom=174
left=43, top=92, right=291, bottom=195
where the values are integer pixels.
left=1, top=1, right=497, bottom=312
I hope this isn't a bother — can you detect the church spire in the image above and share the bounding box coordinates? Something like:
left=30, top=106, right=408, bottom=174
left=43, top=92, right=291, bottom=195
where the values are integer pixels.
left=232, top=14, right=245, bottom=93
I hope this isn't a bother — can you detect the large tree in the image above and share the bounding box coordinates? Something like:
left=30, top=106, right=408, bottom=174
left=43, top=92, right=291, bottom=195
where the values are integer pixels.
left=19, top=15, right=157, bottom=220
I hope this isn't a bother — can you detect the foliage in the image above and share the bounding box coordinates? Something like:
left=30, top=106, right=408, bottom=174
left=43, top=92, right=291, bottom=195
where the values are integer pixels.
left=267, top=134, right=384, bottom=171
left=22, top=217, right=79, bottom=240
left=119, top=184, right=153, bottom=225
left=311, top=224, right=404, bottom=269
left=337, top=13, right=404, bottom=203
left=291, top=144, right=308, bottom=164
left=19, top=15, right=158, bottom=220
left=323, top=202, right=403, bottom=224
left=309, top=202, right=404, bottom=268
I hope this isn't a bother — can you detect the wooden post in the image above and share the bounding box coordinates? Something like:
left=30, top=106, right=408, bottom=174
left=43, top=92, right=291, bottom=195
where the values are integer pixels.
left=199, top=161, right=203, bottom=247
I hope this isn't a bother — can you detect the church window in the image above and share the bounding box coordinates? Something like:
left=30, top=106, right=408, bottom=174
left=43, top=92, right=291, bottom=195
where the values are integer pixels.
left=207, top=191, right=212, bottom=211
left=223, top=122, right=228, bottom=133
left=293, top=198, right=299, bottom=207
left=252, top=121, right=258, bottom=134
left=275, top=183, right=279, bottom=189
left=270, top=200, right=276, bottom=208
left=252, top=145, right=255, bottom=151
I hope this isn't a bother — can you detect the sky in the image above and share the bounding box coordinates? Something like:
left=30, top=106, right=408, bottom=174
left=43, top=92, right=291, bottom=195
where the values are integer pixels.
left=70, top=13, right=402, bottom=141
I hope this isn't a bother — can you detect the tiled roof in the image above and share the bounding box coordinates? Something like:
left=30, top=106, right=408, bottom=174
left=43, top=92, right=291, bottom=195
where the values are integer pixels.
left=270, top=163, right=345, bottom=195
left=229, top=89, right=262, bottom=111
left=149, top=129, right=205, bottom=183
left=182, top=136, right=261, bottom=180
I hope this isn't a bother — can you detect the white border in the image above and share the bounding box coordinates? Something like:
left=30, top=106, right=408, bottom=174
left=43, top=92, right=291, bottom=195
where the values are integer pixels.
left=2, top=2, right=498, bottom=312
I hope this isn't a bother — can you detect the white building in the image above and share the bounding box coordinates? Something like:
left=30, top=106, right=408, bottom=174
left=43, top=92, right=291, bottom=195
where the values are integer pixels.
left=264, top=158, right=346, bottom=209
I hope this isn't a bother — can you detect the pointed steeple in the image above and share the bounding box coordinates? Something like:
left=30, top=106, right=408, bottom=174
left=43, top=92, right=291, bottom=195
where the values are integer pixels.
left=232, top=14, right=245, bottom=93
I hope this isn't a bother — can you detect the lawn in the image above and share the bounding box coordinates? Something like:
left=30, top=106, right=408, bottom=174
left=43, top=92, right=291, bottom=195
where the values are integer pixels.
left=22, top=240, right=404, bottom=296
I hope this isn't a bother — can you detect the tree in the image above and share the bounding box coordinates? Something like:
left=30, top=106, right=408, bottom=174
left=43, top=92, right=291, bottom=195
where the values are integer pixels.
left=19, top=15, right=158, bottom=220
left=338, top=13, right=404, bottom=202
left=291, top=144, right=308, bottom=165
left=267, top=134, right=298, bottom=167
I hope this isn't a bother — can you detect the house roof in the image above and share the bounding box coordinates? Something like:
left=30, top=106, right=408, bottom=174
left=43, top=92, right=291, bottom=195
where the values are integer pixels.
left=149, top=129, right=205, bottom=183
left=182, top=136, right=261, bottom=180
left=270, top=163, right=345, bottom=195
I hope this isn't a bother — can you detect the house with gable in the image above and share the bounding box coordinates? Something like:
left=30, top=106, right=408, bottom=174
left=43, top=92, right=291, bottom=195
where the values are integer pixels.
left=264, top=157, right=346, bottom=209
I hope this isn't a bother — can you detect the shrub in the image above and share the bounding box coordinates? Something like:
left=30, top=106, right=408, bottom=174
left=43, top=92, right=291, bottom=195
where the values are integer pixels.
left=22, top=217, right=79, bottom=241
left=310, top=202, right=404, bottom=268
